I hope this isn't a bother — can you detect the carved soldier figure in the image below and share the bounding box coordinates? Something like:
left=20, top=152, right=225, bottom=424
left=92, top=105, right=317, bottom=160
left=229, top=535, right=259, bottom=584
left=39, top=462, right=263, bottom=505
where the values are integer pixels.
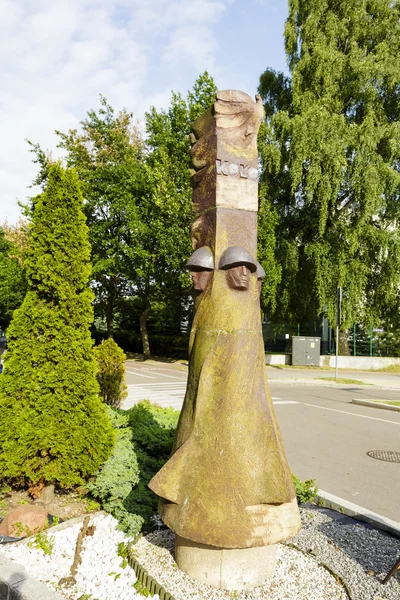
left=219, top=245, right=257, bottom=291
left=186, top=246, right=214, bottom=293
left=256, top=261, right=266, bottom=296
left=149, top=90, right=301, bottom=591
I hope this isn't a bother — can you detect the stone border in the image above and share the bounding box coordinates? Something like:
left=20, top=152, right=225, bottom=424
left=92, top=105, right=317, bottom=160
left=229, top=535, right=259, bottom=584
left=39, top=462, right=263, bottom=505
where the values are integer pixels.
left=352, top=398, right=400, bottom=412
left=128, top=541, right=177, bottom=600
left=316, top=490, right=400, bottom=539
left=0, top=552, right=63, bottom=600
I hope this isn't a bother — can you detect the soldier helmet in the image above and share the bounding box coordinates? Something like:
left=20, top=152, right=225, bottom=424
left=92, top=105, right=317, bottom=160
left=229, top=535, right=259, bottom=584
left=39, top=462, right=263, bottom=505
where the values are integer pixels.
left=186, top=246, right=214, bottom=271
left=255, top=261, right=266, bottom=279
left=219, top=246, right=257, bottom=272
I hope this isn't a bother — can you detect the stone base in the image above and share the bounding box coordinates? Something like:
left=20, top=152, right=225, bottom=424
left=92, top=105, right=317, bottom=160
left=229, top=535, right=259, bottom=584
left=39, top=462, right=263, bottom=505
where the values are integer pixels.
left=175, top=535, right=276, bottom=590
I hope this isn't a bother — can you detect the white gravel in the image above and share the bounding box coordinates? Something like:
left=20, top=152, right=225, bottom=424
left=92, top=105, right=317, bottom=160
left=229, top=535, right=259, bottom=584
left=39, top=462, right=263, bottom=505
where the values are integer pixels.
left=134, top=529, right=348, bottom=600
left=1, top=512, right=146, bottom=600
left=1, top=506, right=400, bottom=600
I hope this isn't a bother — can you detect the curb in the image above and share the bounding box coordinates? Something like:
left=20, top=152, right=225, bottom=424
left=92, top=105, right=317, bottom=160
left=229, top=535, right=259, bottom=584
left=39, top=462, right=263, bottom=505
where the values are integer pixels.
left=316, top=489, right=400, bottom=539
left=267, top=378, right=371, bottom=387
left=352, top=398, right=400, bottom=412
left=268, top=377, right=400, bottom=390
left=0, top=553, right=63, bottom=600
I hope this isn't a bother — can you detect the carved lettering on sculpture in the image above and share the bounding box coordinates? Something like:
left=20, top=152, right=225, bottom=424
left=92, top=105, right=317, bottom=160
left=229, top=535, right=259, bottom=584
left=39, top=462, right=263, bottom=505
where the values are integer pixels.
left=216, top=159, right=259, bottom=181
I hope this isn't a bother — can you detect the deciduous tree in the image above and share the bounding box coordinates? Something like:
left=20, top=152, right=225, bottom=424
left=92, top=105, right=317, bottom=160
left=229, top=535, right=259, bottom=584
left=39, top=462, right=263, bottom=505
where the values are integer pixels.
left=258, top=0, right=400, bottom=351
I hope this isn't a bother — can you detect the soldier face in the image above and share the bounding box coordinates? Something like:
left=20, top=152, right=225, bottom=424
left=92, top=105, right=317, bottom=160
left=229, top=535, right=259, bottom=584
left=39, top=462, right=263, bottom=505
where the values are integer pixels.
left=257, top=278, right=262, bottom=297
left=226, top=264, right=251, bottom=291
left=191, top=270, right=213, bottom=292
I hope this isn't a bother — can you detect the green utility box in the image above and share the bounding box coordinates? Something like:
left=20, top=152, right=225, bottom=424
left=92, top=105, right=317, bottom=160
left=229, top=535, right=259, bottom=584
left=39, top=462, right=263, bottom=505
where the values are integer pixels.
left=292, top=336, right=321, bottom=366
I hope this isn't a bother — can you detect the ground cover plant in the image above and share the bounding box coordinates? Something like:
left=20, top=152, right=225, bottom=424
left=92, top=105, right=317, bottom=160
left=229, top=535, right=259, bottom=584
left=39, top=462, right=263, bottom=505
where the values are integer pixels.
left=88, top=400, right=180, bottom=536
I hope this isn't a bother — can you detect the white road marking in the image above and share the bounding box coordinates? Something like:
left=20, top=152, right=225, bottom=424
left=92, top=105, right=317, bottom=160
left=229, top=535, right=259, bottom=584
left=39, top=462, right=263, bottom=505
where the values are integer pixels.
left=128, top=382, right=186, bottom=387
left=273, top=401, right=298, bottom=405
left=126, top=368, right=187, bottom=380
left=302, top=402, right=400, bottom=426
left=123, top=385, right=300, bottom=411
left=125, top=370, right=156, bottom=379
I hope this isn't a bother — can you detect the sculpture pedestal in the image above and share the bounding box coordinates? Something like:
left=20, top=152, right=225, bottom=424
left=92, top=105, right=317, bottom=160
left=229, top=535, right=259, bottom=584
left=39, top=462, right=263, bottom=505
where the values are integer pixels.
left=175, top=535, right=276, bottom=591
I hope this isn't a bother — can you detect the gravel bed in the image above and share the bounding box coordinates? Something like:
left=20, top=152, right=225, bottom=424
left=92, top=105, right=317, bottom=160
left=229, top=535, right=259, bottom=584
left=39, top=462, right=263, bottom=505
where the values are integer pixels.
left=135, top=529, right=348, bottom=599
left=291, top=505, right=400, bottom=600
left=1, top=506, right=399, bottom=600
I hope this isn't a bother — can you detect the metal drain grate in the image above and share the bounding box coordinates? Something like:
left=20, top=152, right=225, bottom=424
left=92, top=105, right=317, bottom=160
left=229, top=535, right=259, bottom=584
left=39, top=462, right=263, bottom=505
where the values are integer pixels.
left=366, top=450, right=400, bottom=463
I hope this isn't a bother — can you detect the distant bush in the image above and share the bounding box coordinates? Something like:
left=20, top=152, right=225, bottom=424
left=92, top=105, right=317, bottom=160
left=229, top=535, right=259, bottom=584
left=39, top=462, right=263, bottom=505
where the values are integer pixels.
left=87, top=401, right=180, bottom=536
left=94, top=339, right=128, bottom=408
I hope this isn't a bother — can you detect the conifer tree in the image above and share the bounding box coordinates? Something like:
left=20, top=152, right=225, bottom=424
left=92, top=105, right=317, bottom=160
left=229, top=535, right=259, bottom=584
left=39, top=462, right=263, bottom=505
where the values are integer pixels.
left=258, top=0, right=400, bottom=350
left=0, top=164, right=114, bottom=488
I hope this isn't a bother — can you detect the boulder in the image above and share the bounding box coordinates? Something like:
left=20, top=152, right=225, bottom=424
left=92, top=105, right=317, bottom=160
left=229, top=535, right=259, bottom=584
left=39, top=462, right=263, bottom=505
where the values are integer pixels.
left=0, top=505, right=49, bottom=537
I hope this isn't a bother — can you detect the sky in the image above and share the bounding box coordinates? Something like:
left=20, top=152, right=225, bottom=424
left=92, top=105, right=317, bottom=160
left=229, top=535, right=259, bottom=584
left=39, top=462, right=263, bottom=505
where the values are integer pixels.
left=1, top=0, right=289, bottom=224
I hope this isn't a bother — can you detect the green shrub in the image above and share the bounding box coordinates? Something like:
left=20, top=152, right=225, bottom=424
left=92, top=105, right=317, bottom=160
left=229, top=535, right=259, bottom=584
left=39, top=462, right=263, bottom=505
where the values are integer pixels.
left=94, top=339, right=128, bottom=408
left=0, top=165, right=114, bottom=488
left=88, top=401, right=179, bottom=536
left=292, top=474, right=318, bottom=504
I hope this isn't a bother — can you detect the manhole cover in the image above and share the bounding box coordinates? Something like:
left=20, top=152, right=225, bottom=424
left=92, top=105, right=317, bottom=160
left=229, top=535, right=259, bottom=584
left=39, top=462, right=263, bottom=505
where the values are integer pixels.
left=366, top=450, right=400, bottom=463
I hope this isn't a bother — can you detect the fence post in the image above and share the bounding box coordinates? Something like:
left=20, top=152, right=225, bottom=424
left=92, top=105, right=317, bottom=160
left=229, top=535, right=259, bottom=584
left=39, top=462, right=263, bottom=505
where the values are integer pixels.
left=353, top=323, right=356, bottom=356
left=370, top=324, right=373, bottom=357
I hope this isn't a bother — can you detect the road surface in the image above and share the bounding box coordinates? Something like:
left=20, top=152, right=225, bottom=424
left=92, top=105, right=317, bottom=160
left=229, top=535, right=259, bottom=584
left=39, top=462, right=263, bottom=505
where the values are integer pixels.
left=123, top=361, right=400, bottom=523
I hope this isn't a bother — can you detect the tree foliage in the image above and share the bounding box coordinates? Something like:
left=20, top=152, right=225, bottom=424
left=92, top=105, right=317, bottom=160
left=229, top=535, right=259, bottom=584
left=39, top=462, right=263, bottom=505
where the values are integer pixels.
left=0, top=223, right=27, bottom=328
left=56, top=97, right=145, bottom=339
left=258, top=0, right=400, bottom=345
left=0, top=164, right=114, bottom=487
left=54, top=73, right=217, bottom=357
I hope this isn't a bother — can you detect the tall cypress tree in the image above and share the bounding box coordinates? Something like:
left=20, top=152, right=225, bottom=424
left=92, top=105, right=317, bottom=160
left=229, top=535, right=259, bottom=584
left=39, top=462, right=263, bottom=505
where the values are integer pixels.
left=0, top=164, right=114, bottom=488
left=258, top=0, right=400, bottom=350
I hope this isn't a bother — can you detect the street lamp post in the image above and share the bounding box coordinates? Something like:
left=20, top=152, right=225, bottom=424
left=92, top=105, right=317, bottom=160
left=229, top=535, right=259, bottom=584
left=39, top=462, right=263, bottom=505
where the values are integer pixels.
left=335, top=287, right=342, bottom=380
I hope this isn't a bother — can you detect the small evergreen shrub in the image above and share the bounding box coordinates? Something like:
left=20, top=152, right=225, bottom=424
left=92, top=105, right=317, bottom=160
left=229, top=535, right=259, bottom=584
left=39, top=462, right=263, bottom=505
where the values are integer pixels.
left=0, top=165, right=114, bottom=488
left=94, top=339, right=128, bottom=408
left=87, top=401, right=179, bottom=536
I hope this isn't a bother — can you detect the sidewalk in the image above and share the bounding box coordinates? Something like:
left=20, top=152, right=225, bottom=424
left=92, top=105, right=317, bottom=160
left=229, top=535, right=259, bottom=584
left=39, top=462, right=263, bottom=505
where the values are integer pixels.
left=266, top=365, right=400, bottom=389
left=127, top=356, right=400, bottom=390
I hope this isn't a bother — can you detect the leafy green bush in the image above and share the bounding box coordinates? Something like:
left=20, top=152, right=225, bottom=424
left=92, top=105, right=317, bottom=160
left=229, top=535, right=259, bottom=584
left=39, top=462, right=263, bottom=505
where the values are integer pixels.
left=94, top=339, right=128, bottom=408
left=88, top=401, right=179, bottom=536
left=292, top=474, right=318, bottom=504
left=0, top=165, right=114, bottom=488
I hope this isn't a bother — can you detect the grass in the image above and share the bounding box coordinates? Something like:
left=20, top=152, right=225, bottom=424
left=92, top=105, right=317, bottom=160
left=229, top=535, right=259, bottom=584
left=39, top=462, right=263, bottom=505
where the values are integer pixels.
left=316, top=377, right=373, bottom=385
left=367, top=399, right=400, bottom=407
left=267, top=364, right=328, bottom=370
left=375, top=364, right=400, bottom=373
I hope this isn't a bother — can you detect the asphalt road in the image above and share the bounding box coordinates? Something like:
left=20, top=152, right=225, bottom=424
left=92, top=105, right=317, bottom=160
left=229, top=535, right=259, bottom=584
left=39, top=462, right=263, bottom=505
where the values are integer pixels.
left=123, top=361, right=400, bottom=523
